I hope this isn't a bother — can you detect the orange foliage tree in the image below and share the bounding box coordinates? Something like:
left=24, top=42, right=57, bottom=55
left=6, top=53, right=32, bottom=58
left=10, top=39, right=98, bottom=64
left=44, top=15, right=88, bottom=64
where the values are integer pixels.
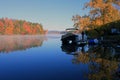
left=0, top=20, right=4, bottom=34
left=0, top=18, right=44, bottom=35
left=73, top=0, right=120, bottom=31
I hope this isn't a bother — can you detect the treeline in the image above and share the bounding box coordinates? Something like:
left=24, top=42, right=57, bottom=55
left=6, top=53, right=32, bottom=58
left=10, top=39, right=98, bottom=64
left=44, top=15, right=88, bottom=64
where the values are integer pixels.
left=72, top=0, right=120, bottom=36
left=0, top=18, right=45, bottom=35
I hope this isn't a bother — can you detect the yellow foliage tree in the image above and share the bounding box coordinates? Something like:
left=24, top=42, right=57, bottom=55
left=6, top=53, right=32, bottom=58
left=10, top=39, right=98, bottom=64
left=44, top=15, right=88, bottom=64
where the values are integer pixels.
left=73, top=0, right=120, bottom=31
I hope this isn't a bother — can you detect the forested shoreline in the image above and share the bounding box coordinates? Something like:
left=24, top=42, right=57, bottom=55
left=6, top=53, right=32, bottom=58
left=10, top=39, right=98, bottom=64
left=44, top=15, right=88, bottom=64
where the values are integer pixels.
left=0, top=18, right=45, bottom=35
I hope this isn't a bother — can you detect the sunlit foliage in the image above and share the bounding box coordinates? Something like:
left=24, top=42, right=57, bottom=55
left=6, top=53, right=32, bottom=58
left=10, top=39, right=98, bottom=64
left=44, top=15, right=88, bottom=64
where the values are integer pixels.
left=72, top=15, right=90, bottom=32
left=73, top=0, right=120, bottom=32
left=0, top=18, right=45, bottom=35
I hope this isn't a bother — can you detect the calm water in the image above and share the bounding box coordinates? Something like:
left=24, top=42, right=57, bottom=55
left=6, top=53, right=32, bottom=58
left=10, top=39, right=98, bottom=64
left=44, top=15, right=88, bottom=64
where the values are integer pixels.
left=0, top=35, right=119, bottom=80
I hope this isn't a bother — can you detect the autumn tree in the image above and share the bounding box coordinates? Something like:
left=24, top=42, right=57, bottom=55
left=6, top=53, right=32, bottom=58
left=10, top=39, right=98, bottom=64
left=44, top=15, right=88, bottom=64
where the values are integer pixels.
left=0, top=20, right=4, bottom=34
left=73, top=0, right=120, bottom=31
left=4, top=19, right=14, bottom=35
left=85, top=0, right=120, bottom=26
left=72, top=15, right=90, bottom=32
left=23, top=22, right=32, bottom=34
left=13, top=20, right=21, bottom=34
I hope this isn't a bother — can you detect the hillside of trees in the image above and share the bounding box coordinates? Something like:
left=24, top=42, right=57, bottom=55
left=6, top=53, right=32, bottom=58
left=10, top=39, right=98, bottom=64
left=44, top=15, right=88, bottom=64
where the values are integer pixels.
left=0, top=18, right=45, bottom=35
left=72, top=0, right=120, bottom=37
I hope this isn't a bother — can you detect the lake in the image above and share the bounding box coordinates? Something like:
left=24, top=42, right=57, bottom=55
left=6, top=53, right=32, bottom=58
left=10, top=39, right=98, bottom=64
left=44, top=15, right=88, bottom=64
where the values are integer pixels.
left=0, top=35, right=119, bottom=80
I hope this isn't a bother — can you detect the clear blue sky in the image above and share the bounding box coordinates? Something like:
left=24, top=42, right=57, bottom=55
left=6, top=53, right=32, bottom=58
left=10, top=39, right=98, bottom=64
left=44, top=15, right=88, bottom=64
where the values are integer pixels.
left=0, top=0, right=89, bottom=31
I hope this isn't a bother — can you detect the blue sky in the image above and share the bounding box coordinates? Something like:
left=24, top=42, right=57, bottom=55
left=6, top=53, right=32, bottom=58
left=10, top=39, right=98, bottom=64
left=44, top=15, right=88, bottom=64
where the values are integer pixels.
left=0, top=0, right=89, bottom=31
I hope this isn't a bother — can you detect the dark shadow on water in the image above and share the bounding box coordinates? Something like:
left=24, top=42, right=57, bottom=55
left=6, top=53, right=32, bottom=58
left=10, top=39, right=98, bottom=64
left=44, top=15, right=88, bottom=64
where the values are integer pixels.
left=61, top=43, right=120, bottom=80
left=61, top=44, right=78, bottom=54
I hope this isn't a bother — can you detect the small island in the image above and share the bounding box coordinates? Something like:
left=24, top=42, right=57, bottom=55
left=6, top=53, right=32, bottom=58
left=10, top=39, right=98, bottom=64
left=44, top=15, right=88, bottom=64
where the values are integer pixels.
left=0, top=18, right=46, bottom=35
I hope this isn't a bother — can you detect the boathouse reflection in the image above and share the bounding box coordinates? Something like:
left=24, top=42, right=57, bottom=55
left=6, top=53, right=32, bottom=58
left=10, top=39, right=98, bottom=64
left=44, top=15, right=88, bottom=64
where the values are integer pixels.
left=61, top=43, right=120, bottom=80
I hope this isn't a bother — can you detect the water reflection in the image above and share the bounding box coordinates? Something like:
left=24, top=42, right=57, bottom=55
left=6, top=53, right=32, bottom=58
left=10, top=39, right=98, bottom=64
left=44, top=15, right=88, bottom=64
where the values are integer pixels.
left=61, top=43, right=120, bottom=80
left=0, top=35, right=46, bottom=53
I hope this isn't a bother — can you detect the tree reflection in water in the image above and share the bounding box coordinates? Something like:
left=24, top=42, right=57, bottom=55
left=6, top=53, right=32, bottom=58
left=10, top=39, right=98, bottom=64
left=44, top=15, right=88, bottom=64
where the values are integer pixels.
left=0, top=35, right=46, bottom=53
left=61, top=43, right=120, bottom=80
